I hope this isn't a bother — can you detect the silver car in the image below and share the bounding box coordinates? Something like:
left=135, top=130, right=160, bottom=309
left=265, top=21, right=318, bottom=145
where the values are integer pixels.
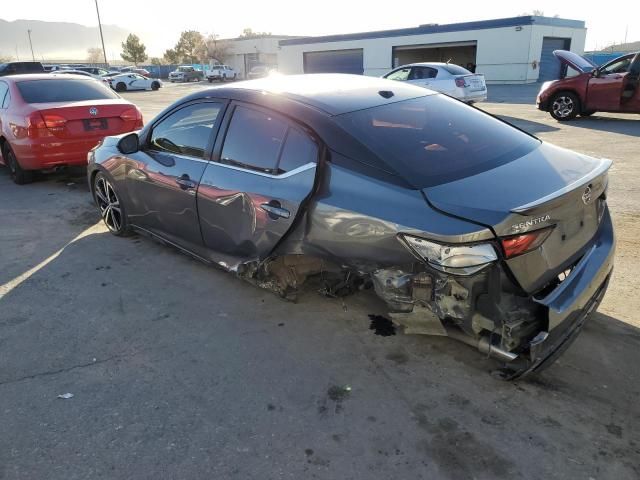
left=383, top=62, right=487, bottom=103
left=87, top=74, right=614, bottom=379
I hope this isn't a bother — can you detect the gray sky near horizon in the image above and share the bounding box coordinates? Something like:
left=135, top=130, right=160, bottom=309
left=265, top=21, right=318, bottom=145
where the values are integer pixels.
left=1, top=0, right=637, bottom=57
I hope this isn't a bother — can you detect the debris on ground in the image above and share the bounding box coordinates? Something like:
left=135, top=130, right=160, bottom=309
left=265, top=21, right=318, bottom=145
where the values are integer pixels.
left=57, top=393, right=74, bottom=399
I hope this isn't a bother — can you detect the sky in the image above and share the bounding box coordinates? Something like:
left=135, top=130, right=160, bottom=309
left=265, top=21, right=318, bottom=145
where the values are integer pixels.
left=1, top=0, right=638, bottom=57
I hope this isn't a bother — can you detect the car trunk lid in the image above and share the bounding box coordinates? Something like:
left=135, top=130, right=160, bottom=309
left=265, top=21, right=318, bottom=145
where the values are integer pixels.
left=422, top=143, right=611, bottom=293
left=455, top=73, right=486, bottom=92
left=28, top=100, right=142, bottom=139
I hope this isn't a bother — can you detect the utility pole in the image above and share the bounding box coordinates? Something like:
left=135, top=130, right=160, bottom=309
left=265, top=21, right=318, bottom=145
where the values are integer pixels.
left=94, top=0, right=108, bottom=65
left=27, top=30, right=35, bottom=61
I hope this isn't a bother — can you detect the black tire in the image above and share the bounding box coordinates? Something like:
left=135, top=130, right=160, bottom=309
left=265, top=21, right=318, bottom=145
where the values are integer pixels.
left=4, top=144, right=34, bottom=185
left=115, top=82, right=127, bottom=92
left=208, top=78, right=213, bottom=83
left=93, top=172, right=131, bottom=236
left=580, top=110, right=596, bottom=117
left=550, top=91, right=580, bottom=121
left=151, top=81, right=160, bottom=91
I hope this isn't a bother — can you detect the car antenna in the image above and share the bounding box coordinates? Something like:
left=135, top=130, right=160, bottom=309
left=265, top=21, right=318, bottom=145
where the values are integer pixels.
left=378, top=90, right=394, bottom=99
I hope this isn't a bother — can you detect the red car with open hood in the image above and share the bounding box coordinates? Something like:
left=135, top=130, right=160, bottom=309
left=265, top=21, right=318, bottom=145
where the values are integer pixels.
left=0, top=73, right=143, bottom=184
left=537, top=50, right=640, bottom=121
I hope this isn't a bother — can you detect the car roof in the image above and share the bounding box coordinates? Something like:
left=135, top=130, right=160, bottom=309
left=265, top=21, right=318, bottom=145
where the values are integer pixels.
left=189, top=74, right=435, bottom=115
left=0, top=73, right=96, bottom=82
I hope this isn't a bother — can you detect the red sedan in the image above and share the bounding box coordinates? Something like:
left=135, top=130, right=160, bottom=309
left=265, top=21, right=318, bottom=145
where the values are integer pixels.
left=0, top=73, right=143, bottom=184
left=537, top=50, right=640, bottom=121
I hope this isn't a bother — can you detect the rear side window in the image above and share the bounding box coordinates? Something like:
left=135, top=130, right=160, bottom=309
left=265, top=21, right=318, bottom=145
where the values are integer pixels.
left=17, top=79, right=119, bottom=103
left=278, top=128, right=318, bottom=173
left=441, top=64, right=471, bottom=75
left=410, top=67, right=438, bottom=80
left=149, top=103, right=222, bottom=159
left=220, top=106, right=288, bottom=173
left=335, top=95, right=540, bottom=188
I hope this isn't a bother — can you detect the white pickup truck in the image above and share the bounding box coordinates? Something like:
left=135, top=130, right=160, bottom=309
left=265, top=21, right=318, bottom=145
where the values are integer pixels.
left=206, top=65, right=237, bottom=82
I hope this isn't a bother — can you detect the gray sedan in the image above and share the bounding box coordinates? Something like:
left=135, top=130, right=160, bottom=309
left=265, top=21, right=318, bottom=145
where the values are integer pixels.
left=87, top=74, right=614, bottom=379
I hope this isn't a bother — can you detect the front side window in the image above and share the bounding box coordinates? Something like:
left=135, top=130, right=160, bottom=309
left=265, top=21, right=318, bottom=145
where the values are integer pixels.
left=602, top=57, right=632, bottom=75
left=385, top=68, right=411, bottom=81
left=336, top=94, right=540, bottom=188
left=149, top=103, right=222, bottom=159
left=220, top=106, right=288, bottom=173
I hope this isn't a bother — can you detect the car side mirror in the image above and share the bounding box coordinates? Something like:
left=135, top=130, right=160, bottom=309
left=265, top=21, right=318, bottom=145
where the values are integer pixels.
left=592, top=69, right=600, bottom=78
left=117, top=132, right=139, bottom=155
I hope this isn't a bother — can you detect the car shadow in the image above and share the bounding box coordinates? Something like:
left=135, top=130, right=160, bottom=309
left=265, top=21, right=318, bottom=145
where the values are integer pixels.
left=497, top=115, right=561, bottom=134
left=564, top=115, right=640, bottom=137
left=0, top=165, right=98, bottom=287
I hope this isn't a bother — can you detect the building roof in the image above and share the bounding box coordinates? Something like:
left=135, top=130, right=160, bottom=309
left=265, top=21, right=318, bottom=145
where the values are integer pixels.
left=279, top=16, right=585, bottom=46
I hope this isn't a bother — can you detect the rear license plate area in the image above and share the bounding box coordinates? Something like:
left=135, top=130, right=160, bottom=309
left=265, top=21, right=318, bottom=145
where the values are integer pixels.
left=83, top=118, right=108, bottom=131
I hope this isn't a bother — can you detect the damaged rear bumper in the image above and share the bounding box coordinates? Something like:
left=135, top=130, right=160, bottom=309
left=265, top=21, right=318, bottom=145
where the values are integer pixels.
left=503, top=210, right=615, bottom=378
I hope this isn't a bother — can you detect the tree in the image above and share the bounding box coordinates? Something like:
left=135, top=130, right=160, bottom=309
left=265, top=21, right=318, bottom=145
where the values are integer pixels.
left=175, top=30, right=206, bottom=64
left=163, top=48, right=181, bottom=64
left=150, top=57, right=166, bottom=65
left=205, top=34, right=230, bottom=63
left=86, top=47, right=103, bottom=64
left=0, top=54, right=12, bottom=63
left=520, top=9, right=545, bottom=16
left=120, top=34, right=148, bottom=66
left=238, top=28, right=271, bottom=39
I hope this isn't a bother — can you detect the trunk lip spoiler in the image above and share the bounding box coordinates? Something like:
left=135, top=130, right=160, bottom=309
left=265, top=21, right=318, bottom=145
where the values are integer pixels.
left=511, top=158, right=612, bottom=214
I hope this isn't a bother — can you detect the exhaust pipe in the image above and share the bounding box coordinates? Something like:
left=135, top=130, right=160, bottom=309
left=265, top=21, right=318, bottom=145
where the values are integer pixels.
left=445, top=326, right=518, bottom=363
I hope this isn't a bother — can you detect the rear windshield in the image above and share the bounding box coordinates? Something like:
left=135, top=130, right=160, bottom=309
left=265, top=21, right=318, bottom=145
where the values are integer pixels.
left=441, top=64, right=471, bottom=75
left=335, top=95, right=540, bottom=188
left=17, top=79, right=119, bottom=103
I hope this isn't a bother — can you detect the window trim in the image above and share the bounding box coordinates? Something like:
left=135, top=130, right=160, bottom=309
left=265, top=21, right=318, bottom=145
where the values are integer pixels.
left=213, top=101, right=320, bottom=177
left=144, top=99, right=228, bottom=161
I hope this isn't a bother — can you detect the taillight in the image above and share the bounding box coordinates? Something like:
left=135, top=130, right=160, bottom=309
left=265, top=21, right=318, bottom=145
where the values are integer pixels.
left=455, top=78, right=467, bottom=88
left=121, top=107, right=143, bottom=128
left=42, top=114, right=67, bottom=130
left=501, top=227, right=553, bottom=259
left=26, top=112, right=47, bottom=138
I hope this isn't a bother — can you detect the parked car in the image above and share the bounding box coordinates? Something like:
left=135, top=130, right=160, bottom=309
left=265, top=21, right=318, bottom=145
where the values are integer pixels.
left=56, top=70, right=111, bottom=87
left=382, top=62, right=487, bottom=103
left=169, top=66, right=203, bottom=83
left=0, top=61, right=45, bottom=77
left=87, top=74, right=614, bottom=379
left=133, top=68, right=150, bottom=77
left=0, top=73, right=143, bottom=184
left=207, top=65, right=237, bottom=82
left=43, top=64, right=62, bottom=72
left=106, top=73, right=162, bottom=92
left=537, top=50, right=640, bottom=121
left=247, top=65, right=276, bottom=79
left=75, top=66, right=110, bottom=76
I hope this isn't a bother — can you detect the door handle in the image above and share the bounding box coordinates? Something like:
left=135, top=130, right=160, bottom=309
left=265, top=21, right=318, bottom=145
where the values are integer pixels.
left=175, top=174, right=196, bottom=190
left=260, top=201, right=290, bottom=220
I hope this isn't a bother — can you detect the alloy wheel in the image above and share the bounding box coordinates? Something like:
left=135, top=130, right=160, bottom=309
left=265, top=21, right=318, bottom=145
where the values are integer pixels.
left=95, top=176, right=123, bottom=233
left=552, top=96, right=574, bottom=118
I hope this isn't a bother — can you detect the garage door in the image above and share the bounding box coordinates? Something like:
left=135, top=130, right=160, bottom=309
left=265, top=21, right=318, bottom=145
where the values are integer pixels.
left=539, top=37, right=571, bottom=82
left=303, top=49, right=363, bottom=75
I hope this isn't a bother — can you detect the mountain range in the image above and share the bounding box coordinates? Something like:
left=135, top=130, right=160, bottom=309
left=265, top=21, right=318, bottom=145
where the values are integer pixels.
left=0, top=18, right=130, bottom=62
